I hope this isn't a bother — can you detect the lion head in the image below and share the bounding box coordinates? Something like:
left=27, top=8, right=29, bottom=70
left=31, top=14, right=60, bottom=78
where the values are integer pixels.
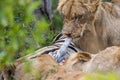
left=65, top=46, right=120, bottom=73
left=57, top=0, right=100, bottom=38
left=58, top=0, right=120, bottom=53
left=65, top=52, right=91, bottom=72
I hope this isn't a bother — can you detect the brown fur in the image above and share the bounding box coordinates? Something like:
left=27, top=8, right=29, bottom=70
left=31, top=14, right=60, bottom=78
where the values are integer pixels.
left=44, top=46, right=120, bottom=79
left=2, top=46, right=120, bottom=80
left=1, top=54, right=84, bottom=80
left=14, top=54, right=58, bottom=80
left=66, top=46, right=120, bottom=74
left=65, top=52, right=91, bottom=72
left=1, top=54, right=59, bottom=80
left=58, top=0, right=120, bottom=53
left=46, top=69, right=84, bottom=80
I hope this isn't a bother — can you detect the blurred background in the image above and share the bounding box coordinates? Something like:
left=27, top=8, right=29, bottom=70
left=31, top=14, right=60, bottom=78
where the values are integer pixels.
left=0, top=0, right=63, bottom=68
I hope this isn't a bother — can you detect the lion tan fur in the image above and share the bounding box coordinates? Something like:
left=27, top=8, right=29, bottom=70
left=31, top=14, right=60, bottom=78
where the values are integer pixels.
left=65, top=52, right=91, bottom=72
left=1, top=54, right=59, bottom=80
left=58, top=0, right=120, bottom=53
left=1, top=54, right=84, bottom=80
left=66, top=46, right=120, bottom=74
left=14, top=54, right=58, bottom=80
left=2, top=46, right=120, bottom=80
left=45, top=69, right=84, bottom=80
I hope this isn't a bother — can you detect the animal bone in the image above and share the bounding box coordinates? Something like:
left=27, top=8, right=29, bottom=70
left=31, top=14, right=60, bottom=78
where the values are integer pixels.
left=52, top=37, right=72, bottom=63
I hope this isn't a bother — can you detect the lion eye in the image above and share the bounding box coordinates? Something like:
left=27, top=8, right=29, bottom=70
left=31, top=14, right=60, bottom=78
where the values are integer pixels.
left=73, top=15, right=83, bottom=21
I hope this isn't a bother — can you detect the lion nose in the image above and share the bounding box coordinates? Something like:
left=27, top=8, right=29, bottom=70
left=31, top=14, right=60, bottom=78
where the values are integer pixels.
left=62, top=31, right=72, bottom=37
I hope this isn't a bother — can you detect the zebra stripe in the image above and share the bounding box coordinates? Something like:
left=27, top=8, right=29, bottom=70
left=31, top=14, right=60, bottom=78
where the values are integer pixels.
left=21, top=33, right=81, bottom=63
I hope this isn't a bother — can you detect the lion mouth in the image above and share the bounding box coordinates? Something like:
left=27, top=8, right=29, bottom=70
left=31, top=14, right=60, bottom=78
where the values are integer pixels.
left=62, top=33, right=81, bottom=40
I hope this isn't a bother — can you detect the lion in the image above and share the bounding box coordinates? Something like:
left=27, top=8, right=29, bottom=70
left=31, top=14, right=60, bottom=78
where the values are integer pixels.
left=2, top=46, right=120, bottom=80
left=0, top=53, right=84, bottom=80
left=58, top=0, right=120, bottom=53
left=65, top=46, right=120, bottom=74
left=14, top=54, right=59, bottom=80
left=1, top=54, right=59, bottom=80
left=45, top=69, right=84, bottom=80
left=1, top=53, right=85, bottom=80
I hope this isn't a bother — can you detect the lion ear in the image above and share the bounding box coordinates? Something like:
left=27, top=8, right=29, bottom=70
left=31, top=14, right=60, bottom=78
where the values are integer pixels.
left=85, top=0, right=100, bottom=12
left=77, top=52, right=91, bottom=62
left=57, top=0, right=66, bottom=12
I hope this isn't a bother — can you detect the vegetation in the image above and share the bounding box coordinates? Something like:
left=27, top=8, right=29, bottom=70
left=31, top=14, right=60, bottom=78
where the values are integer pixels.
left=0, top=0, right=63, bottom=75
left=0, top=0, right=51, bottom=68
left=85, top=72, right=120, bottom=80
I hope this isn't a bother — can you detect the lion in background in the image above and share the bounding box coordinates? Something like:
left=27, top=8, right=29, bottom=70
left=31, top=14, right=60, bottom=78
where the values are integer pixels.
left=57, top=0, right=120, bottom=53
